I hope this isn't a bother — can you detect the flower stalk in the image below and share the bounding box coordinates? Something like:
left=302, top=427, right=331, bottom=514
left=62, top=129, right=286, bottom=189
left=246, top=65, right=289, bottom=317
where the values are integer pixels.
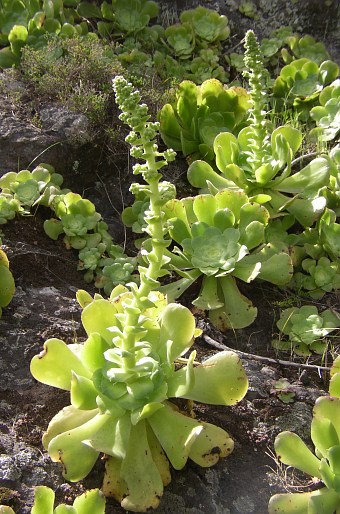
left=112, top=76, right=176, bottom=365
left=243, top=29, right=271, bottom=169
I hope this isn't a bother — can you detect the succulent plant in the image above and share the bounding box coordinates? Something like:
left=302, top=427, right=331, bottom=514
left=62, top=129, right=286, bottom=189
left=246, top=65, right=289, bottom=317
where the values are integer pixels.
left=0, top=164, right=65, bottom=211
left=163, top=22, right=195, bottom=59
left=239, top=1, right=259, bottom=19
left=273, top=305, right=340, bottom=356
left=44, top=192, right=102, bottom=247
left=310, top=80, right=340, bottom=141
left=269, top=390, right=340, bottom=514
left=0, top=247, right=15, bottom=318
left=0, top=0, right=90, bottom=67
left=294, top=256, right=340, bottom=299
left=273, top=58, right=339, bottom=119
left=163, top=189, right=292, bottom=330
left=180, top=5, right=230, bottom=45
left=159, top=78, right=250, bottom=162
left=121, top=191, right=150, bottom=234
left=110, top=0, right=159, bottom=37
left=0, top=486, right=105, bottom=514
left=187, top=32, right=331, bottom=231
left=227, top=27, right=294, bottom=73
left=94, top=256, right=138, bottom=294
left=186, top=48, right=229, bottom=84
left=0, top=194, right=21, bottom=224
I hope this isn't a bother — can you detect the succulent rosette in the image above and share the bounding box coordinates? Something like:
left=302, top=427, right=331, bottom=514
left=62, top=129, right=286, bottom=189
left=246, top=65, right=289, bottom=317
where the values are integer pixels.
left=30, top=287, right=248, bottom=512
left=163, top=189, right=292, bottom=329
left=181, top=226, right=248, bottom=276
left=0, top=164, right=64, bottom=210
left=273, top=305, right=340, bottom=356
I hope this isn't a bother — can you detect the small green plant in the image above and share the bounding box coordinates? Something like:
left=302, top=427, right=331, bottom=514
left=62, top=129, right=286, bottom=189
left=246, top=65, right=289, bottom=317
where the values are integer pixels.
left=271, top=378, right=295, bottom=404
left=179, top=5, right=230, bottom=45
left=159, top=78, right=250, bottom=162
left=186, top=31, right=331, bottom=232
left=273, top=58, right=339, bottom=120
left=0, top=163, right=136, bottom=291
left=163, top=22, right=195, bottom=59
left=185, top=48, right=229, bottom=83
left=0, top=195, right=21, bottom=224
left=294, top=256, right=340, bottom=299
left=226, top=26, right=294, bottom=74
left=273, top=305, right=340, bottom=356
left=162, top=189, right=292, bottom=330
left=0, top=247, right=15, bottom=318
left=108, top=0, right=159, bottom=37
left=269, top=360, right=340, bottom=513
left=281, top=34, right=331, bottom=65
left=310, top=80, right=340, bottom=141
left=30, top=76, right=248, bottom=512
left=0, top=163, right=65, bottom=212
left=0, top=486, right=105, bottom=513
left=239, top=1, right=259, bottom=20
left=155, top=6, right=230, bottom=84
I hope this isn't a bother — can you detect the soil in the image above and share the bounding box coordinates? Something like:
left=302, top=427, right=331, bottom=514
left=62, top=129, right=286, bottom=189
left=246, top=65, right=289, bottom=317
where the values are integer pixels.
left=0, top=1, right=340, bottom=513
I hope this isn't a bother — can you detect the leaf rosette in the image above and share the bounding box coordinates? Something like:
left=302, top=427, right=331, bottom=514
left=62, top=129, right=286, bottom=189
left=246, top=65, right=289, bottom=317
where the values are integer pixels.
left=273, top=305, right=340, bottom=356
left=0, top=194, right=21, bottom=224
left=159, top=78, right=250, bottom=162
left=30, top=288, right=248, bottom=511
left=181, top=226, right=248, bottom=277
left=310, top=80, right=340, bottom=142
left=0, top=164, right=64, bottom=210
left=180, top=6, right=230, bottom=44
left=163, top=189, right=292, bottom=329
left=294, top=256, right=340, bottom=299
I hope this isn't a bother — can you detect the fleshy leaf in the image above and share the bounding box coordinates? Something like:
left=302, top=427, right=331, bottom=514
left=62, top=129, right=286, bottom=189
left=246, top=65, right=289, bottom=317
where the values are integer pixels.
left=31, top=486, right=55, bottom=514
left=209, top=275, right=257, bottom=330
left=30, top=339, right=91, bottom=390
left=277, top=157, right=330, bottom=194
left=47, top=412, right=111, bottom=481
left=120, top=420, right=163, bottom=511
left=81, top=298, right=119, bottom=344
left=268, top=488, right=333, bottom=514
left=274, top=431, right=321, bottom=478
left=148, top=403, right=203, bottom=470
left=311, top=396, right=340, bottom=457
left=192, top=275, right=223, bottom=310
left=169, top=351, right=248, bottom=405
left=189, top=421, right=234, bottom=466
left=72, top=489, right=106, bottom=514
left=158, top=303, right=196, bottom=361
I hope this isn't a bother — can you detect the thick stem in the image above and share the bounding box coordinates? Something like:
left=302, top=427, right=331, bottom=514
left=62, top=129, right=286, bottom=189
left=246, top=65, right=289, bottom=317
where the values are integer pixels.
left=121, top=144, right=168, bottom=366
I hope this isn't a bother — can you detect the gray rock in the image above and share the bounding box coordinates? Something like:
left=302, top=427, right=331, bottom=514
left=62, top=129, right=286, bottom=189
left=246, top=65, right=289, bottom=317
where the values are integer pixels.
left=0, top=72, right=93, bottom=175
